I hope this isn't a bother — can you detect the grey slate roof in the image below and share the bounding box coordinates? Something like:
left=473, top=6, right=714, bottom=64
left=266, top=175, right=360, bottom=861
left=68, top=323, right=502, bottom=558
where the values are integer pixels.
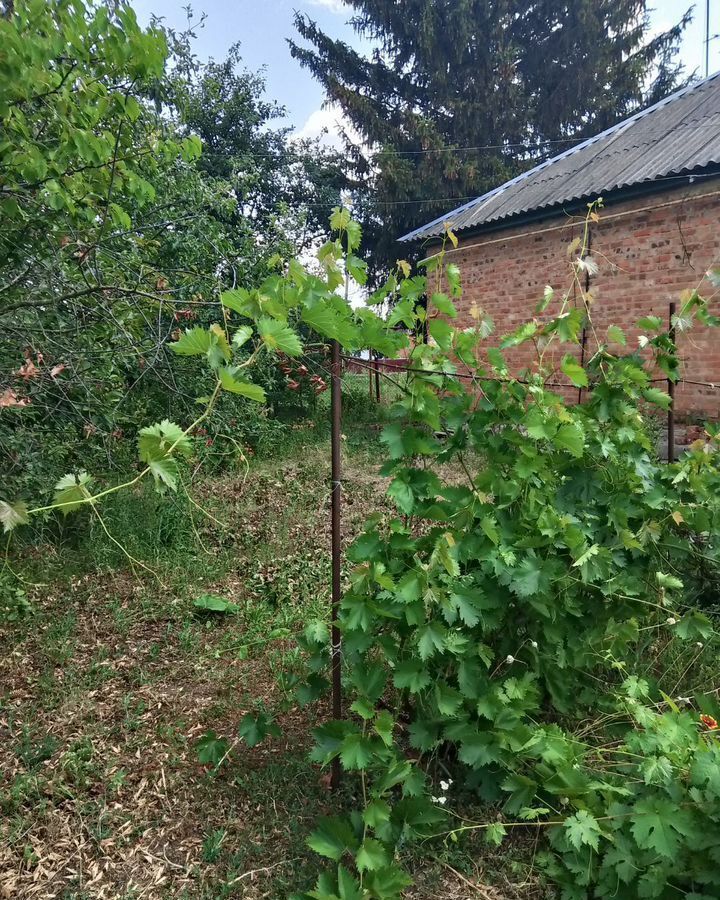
left=399, top=72, right=720, bottom=242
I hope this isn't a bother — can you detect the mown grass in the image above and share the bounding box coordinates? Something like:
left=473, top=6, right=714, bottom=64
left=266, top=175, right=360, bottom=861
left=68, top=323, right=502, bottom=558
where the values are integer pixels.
left=0, top=386, right=549, bottom=900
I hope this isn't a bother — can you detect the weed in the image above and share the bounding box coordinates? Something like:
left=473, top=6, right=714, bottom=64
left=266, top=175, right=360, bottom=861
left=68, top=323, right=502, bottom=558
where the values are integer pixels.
left=41, top=610, right=77, bottom=665
left=58, top=738, right=96, bottom=788
left=13, top=724, right=59, bottom=769
left=202, top=828, right=227, bottom=863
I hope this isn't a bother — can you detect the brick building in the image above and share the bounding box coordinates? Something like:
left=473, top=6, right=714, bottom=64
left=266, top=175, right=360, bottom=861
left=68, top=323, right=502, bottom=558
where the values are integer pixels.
left=400, top=73, right=720, bottom=418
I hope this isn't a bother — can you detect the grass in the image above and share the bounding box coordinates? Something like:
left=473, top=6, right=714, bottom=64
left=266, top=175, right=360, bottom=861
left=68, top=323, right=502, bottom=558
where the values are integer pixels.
left=0, top=400, right=547, bottom=899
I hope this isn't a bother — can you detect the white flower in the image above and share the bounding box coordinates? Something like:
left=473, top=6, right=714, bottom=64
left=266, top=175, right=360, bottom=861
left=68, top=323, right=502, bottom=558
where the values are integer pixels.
left=696, top=642, right=704, bottom=648
left=440, top=780, right=451, bottom=791
left=666, top=617, right=677, bottom=625
left=576, top=255, right=599, bottom=276
left=530, top=641, right=538, bottom=649
left=437, top=796, right=447, bottom=805
left=506, top=654, right=515, bottom=664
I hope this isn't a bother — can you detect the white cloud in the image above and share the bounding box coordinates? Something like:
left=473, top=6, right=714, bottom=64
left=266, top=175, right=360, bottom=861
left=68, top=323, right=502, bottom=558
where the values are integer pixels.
left=293, top=107, right=343, bottom=147
left=293, top=103, right=363, bottom=152
left=306, top=0, right=349, bottom=13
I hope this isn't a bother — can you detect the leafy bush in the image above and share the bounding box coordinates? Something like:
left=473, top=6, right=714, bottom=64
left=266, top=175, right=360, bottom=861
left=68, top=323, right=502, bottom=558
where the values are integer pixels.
left=290, top=220, right=720, bottom=899
left=0, top=1, right=345, bottom=503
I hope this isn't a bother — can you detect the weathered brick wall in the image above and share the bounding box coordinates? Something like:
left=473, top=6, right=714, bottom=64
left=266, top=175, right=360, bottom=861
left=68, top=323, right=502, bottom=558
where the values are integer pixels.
left=449, top=180, right=720, bottom=418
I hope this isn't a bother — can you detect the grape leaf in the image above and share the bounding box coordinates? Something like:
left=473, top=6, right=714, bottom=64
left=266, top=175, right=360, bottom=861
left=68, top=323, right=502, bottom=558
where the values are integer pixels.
left=564, top=809, right=602, bottom=851
left=417, top=621, right=446, bottom=660
left=0, top=499, right=29, bottom=533
left=221, top=287, right=254, bottom=316
left=218, top=367, right=266, bottom=401
left=388, top=477, right=414, bottom=514
left=53, top=472, right=93, bottom=513
left=339, top=733, right=373, bottom=770
left=232, top=325, right=253, bottom=348
left=308, top=816, right=358, bottom=861
left=363, top=799, right=391, bottom=828
left=171, top=326, right=211, bottom=356
left=374, top=710, right=395, bottom=747
left=238, top=712, right=281, bottom=748
left=510, top=556, right=545, bottom=598
left=642, top=388, right=671, bottom=410
left=630, top=798, right=697, bottom=859
left=446, top=263, right=462, bottom=297
left=336, top=865, right=363, bottom=900
left=553, top=423, right=584, bottom=457
left=430, top=292, right=457, bottom=317
left=138, top=420, right=192, bottom=490
left=355, top=839, right=388, bottom=873
left=138, top=420, right=192, bottom=462
left=393, top=661, right=431, bottom=693
left=428, top=318, right=453, bottom=351
left=196, top=730, right=229, bottom=767
left=561, top=355, right=588, bottom=388
left=193, top=594, right=238, bottom=614
left=257, top=317, right=302, bottom=356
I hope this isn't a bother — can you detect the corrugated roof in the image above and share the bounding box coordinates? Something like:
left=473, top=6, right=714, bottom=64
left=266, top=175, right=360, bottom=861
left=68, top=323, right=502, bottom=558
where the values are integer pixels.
left=399, top=72, right=720, bottom=242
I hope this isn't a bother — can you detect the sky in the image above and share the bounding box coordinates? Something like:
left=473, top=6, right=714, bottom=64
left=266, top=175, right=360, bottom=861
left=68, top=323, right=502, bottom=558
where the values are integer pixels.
left=132, top=0, right=720, bottom=141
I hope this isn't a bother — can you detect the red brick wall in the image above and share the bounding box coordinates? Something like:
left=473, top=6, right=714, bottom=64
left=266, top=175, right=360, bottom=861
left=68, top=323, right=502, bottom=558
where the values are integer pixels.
left=449, top=181, right=720, bottom=418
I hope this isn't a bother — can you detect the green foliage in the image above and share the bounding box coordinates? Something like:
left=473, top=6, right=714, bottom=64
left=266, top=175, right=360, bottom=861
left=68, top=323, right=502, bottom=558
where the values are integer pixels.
left=52, top=472, right=93, bottom=514
left=0, top=4, right=346, bottom=504
left=238, top=711, right=281, bottom=748
left=193, top=594, right=239, bottom=615
left=0, top=572, right=33, bottom=625
left=138, top=420, right=193, bottom=490
left=196, top=730, right=230, bottom=768
left=289, top=221, right=720, bottom=898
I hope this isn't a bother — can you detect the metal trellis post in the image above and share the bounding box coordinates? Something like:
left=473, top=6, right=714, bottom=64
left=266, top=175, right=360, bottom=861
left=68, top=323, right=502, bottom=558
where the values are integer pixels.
left=668, top=301, right=676, bottom=464
left=330, top=338, right=343, bottom=790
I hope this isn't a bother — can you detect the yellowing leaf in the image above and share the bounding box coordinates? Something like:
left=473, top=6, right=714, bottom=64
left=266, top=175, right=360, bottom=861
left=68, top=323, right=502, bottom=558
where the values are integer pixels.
left=566, top=236, right=581, bottom=258
left=0, top=500, right=29, bottom=533
left=444, top=223, right=458, bottom=248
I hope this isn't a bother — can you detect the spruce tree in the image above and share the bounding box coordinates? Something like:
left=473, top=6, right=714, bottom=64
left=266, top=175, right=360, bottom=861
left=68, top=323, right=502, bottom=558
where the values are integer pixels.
left=289, top=1, right=692, bottom=282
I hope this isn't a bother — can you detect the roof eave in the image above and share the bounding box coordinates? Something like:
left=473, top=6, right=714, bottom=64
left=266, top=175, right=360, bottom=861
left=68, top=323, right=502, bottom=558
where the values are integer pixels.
left=400, top=168, right=720, bottom=248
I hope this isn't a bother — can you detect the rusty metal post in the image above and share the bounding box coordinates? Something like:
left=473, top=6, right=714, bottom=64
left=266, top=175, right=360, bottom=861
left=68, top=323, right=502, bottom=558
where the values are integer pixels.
left=374, top=354, right=381, bottom=403
left=330, top=338, right=343, bottom=790
left=368, top=351, right=373, bottom=397
left=668, top=301, right=676, bottom=463
left=578, top=326, right=587, bottom=405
